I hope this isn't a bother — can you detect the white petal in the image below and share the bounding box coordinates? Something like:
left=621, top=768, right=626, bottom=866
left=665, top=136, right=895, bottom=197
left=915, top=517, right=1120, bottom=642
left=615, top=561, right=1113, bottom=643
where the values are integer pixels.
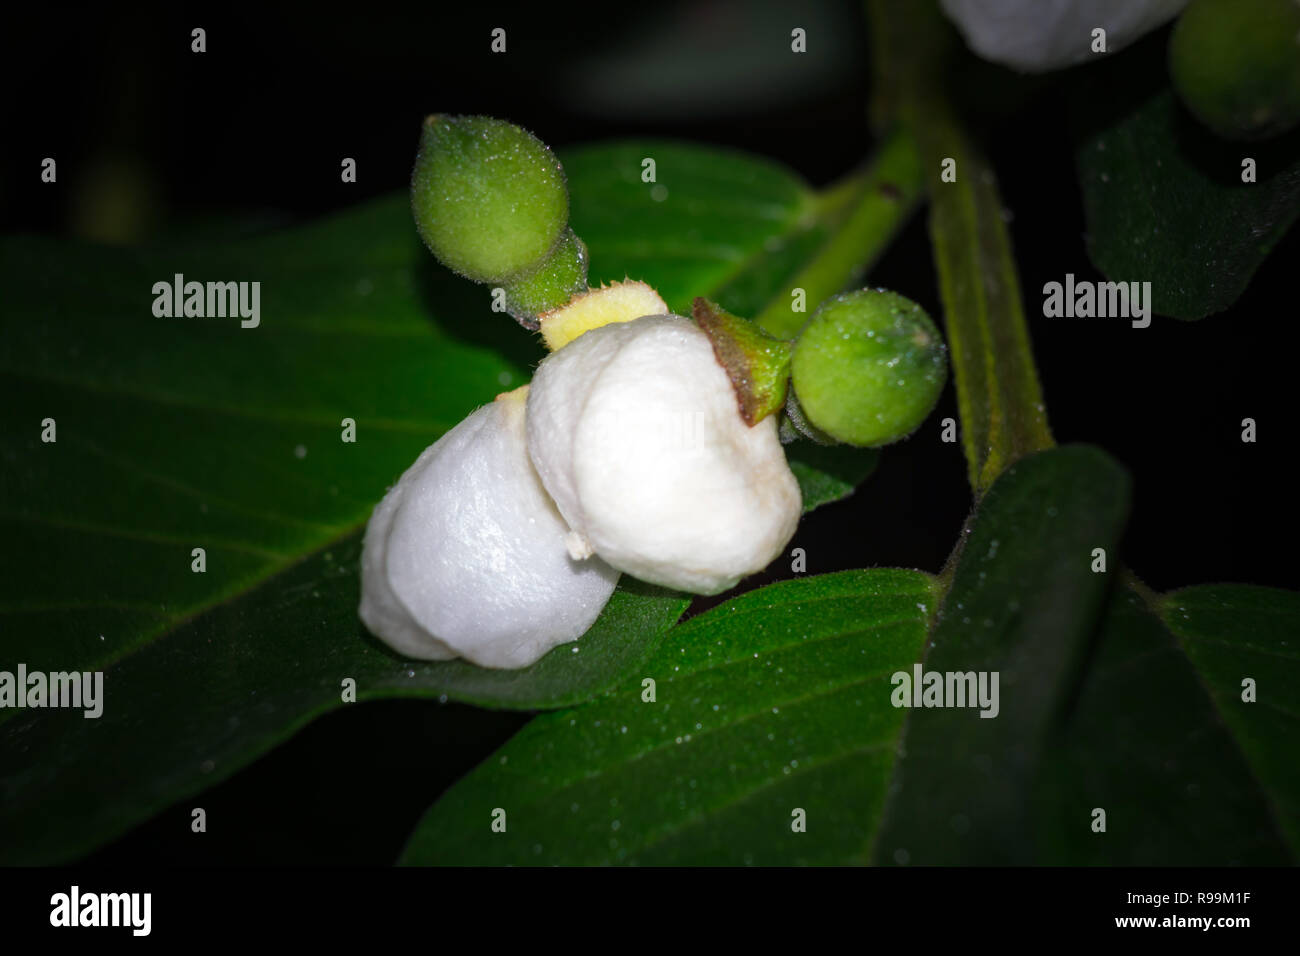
left=940, top=0, right=1187, bottom=73
left=360, top=389, right=619, bottom=669
left=527, top=316, right=802, bottom=594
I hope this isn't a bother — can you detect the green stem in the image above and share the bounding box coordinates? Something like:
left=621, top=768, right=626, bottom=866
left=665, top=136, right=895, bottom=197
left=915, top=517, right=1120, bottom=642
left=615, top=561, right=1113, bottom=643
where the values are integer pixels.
left=868, top=0, right=1053, bottom=495
left=753, top=130, right=923, bottom=339
left=811, top=166, right=872, bottom=225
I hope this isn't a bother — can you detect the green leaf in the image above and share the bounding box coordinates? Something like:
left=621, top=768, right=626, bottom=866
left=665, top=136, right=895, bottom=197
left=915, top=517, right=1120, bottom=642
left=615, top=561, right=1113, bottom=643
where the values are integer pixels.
left=1075, top=87, right=1300, bottom=321
left=1035, top=584, right=1296, bottom=865
left=400, top=568, right=937, bottom=865
left=565, top=140, right=817, bottom=317
left=0, top=532, right=686, bottom=865
left=786, top=442, right=880, bottom=512
left=870, top=445, right=1132, bottom=864
left=1160, top=584, right=1299, bottom=855
left=0, top=140, right=886, bottom=862
left=868, top=0, right=1053, bottom=495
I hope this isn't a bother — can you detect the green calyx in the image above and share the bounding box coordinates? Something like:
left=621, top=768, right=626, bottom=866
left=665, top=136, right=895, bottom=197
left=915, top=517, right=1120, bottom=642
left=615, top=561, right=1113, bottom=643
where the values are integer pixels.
left=790, top=289, right=947, bottom=447
left=1169, top=0, right=1300, bottom=141
left=503, top=228, right=589, bottom=325
left=411, top=114, right=570, bottom=282
left=692, top=298, right=793, bottom=426
left=780, top=390, right=838, bottom=445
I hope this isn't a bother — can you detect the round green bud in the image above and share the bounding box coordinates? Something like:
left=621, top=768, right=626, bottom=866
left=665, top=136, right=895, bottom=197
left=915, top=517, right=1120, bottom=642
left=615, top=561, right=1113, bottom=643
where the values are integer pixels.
left=790, top=289, right=947, bottom=447
left=1169, top=0, right=1300, bottom=141
left=411, top=114, right=569, bottom=282
left=503, top=228, right=589, bottom=324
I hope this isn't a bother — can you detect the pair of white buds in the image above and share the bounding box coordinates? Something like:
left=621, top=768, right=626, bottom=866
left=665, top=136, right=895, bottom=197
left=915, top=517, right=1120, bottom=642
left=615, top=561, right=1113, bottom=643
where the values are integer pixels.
left=360, top=312, right=802, bottom=669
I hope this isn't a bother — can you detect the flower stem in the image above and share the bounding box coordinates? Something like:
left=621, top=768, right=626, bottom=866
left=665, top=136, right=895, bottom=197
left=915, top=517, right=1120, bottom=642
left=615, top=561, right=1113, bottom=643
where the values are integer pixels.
left=753, top=130, right=924, bottom=340
left=868, top=0, right=1053, bottom=496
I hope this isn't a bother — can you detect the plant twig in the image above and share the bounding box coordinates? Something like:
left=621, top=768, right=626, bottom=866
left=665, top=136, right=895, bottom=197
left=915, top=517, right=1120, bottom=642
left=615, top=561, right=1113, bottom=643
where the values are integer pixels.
left=753, top=130, right=923, bottom=339
left=869, top=0, right=1053, bottom=495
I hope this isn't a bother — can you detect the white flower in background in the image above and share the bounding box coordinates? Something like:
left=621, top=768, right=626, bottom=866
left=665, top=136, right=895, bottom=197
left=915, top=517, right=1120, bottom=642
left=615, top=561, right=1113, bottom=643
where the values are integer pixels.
left=525, top=315, right=802, bottom=595
left=359, top=386, right=619, bottom=669
left=940, top=0, right=1188, bottom=72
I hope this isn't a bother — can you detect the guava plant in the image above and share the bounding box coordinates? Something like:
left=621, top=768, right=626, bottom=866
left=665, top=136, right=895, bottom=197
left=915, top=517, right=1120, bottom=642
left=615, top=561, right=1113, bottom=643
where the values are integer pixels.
left=1, top=0, right=1297, bottom=866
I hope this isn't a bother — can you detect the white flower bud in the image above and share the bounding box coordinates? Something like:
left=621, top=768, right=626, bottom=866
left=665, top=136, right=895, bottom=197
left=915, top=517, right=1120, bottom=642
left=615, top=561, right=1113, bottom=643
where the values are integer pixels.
left=526, top=315, right=802, bottom=595
left=359, top=387, right=619, bottom=669
left=940, top=0, right=1186, bottom=73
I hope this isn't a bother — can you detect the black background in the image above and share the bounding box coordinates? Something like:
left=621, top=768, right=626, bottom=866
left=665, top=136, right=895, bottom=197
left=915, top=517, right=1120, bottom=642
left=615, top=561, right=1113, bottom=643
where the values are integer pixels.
left=4, top=2, right=1294, bottom=864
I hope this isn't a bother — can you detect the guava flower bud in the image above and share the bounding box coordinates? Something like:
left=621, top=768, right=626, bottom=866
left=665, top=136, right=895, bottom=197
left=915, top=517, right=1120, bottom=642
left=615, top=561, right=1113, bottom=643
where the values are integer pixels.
left=940, top=0, right=1187, bottom=73
left=411, top=115, right=569, bottom=283
left=1169, top=0, right=1300, bottom=141
left=359, top=387, right=619, bottom=669
left=525, top=316, right=802, bottom=595
left=790, top=289, right=947, bottom=447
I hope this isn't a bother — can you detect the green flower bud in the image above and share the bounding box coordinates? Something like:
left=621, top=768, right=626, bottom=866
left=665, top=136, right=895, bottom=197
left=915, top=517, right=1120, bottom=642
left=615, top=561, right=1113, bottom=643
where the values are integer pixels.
left=411, top=114, right=570, bottom=282
left=1169, top=0, right=1300, bottom=141
left=503, top=228, right=589, bottom=325
left=691, top=297, right=792, bottom=426
left=790, top=289, right=947, bottom=447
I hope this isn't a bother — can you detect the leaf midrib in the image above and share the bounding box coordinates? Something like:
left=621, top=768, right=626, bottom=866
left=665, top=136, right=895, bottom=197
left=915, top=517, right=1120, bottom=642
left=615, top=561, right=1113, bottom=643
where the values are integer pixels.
left=1, top=366, right=453, bottom=434
left=0, top=518, right=370, bottom=730
left=1153, top=589, right=1300, bottom=858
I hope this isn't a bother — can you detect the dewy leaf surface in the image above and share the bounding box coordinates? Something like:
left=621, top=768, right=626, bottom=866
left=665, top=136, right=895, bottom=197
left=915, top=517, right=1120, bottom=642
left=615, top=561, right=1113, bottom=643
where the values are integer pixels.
left=1159, top=584, right=1299, bottom=855
left=870, top=445, right=1131, bottom=864
left=1076, top=84, right=1300, bottom=321
left=1035, top=584, right=1296, bottom=865
left=401, top=569, right=937, bottom=865
left=0, top=534, right=684, bottom=865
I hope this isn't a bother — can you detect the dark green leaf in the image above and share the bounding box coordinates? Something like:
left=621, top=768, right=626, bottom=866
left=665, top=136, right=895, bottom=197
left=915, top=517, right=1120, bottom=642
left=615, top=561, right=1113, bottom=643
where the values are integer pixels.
left=401, top=568, right=937, bottom=865
left=565, top=140, right=816, bottom=317
left=568, top=135, right=924, bottom=341
left=1161, top=584, right=1299, bottom=855
left=869, top=445, right=1131, bottom=864
left=1035, top=584, right=1295, bottom=865
left=0, top=533, right=686, bottom=864
left=786, top=442, right=880, bottom=513
left=1076, top=87, right=1300, bottom=320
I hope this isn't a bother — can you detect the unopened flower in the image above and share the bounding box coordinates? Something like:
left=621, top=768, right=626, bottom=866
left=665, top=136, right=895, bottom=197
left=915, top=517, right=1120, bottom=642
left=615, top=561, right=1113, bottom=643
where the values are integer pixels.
left=411, top=115, right=570, bottom=284
left=525, top=315, right=802, bottom=595
left=359, top=387, right=619, bottom=668
left=1169, top=0, right=1300, bottom=141
left=940, top=0, right=1187, bottom=73
left=410, top=115, right=589, bottom=326
left=790, top=289, right=947, bottom=447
